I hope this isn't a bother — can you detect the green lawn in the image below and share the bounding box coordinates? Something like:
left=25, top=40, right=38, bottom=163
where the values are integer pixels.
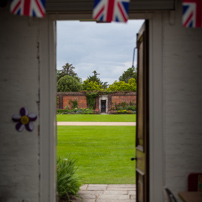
left=57, top=114, right=136, bottom=122
left=57, top=126, right=136, bottom=184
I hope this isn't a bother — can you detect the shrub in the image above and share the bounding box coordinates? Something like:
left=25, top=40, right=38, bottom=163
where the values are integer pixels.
left=117, top=106, right=123, bottom=110
left=57, top=75, right=82, bottom=92
left=129, top=102, right=135, bottom=106
left=69, top=100, right=78, bottom=109
left=57, top=96, right=59, bottom=108
left=93, top=109, right=100, bottom=114
left=115, top=103, right=118, bottom=110
left=57, top=156, right=82, bottom=201
left=117, top=109, right=136, bottom=114
left=65, top=106, right=69, bottom=110
left=82, top=108, right=94, bottom=114
left=117, top=110, right=127, bottom=114
left=85, top=92, right=98, bottom=109
left=126, top=105, right=136, bottom=111
left=109, top=110, right=117, bottom=114
left=120, top=102, right=128, bottom=108
left=57, top=109, right=69, bottom=114
left=57, top=108, right=95, bottom=114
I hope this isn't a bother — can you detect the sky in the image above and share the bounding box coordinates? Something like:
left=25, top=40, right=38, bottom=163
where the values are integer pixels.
left=57, top=20, right=144, bottom=85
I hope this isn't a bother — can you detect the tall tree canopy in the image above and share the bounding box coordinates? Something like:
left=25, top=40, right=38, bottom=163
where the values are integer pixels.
left=82, top=79, right=103, bottom=91
left=57, top=75, right=82, bottom=92
left=87, top=70, right=102, bottom=84
left=86, top=70, right=108, bottom=89
left=119, top=67, right=137, bottom=83
left=57, top=63, right=80, bottom=81
left=107, top=78, right=136, bottom=92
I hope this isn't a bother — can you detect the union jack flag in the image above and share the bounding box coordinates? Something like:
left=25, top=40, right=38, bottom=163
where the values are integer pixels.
left=183, top=0, right=202, bottom=27
left=93, top=0, right=130, bottom=23
left=10, top=0, right=46, bottom=18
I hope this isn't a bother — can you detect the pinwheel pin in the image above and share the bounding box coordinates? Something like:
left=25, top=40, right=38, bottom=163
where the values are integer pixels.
left=12, top=107, right=37, bottom=132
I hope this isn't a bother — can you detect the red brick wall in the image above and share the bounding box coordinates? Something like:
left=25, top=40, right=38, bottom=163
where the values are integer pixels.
left=57, top=92, right=136, bottom=110
left=57, top=92, right=87, bottom=109
left=95, top=97, right=99, bottom=111
left=110, top=92, right=136, bottom=109
left=63, top=95, right=87, bottom=109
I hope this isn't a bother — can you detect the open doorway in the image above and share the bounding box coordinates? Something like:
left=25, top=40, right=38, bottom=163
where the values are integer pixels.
left=101, top=100, right=106, bottom=113
left=56, top=19, right=146, bottom=201
left=38, top=7, right=165, bottom=201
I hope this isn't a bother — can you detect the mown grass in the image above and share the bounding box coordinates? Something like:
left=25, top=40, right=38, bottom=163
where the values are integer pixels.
left=57, top=126, right=136, bottom=184
left=57, top=114, right=136, bottom=122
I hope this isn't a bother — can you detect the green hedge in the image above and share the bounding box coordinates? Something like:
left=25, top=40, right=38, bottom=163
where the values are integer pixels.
left=110, top=110, right=136, bottom=114
left=57, top=108, right=99, bottom=114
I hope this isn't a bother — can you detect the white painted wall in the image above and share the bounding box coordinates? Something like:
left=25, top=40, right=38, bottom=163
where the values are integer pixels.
left=162, top=0, right=202, bottom=199
left=0, top=7, right=56, bottom=202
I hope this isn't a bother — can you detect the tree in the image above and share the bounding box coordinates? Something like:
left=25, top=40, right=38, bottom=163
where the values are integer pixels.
left=106, top=78, right=136, bottom=92
left=119, top=67, right=137, bottom=83
left=87, top=70, right=102, bottom=84
left=57, top=75, right=82, bottom=92
left=57, top=70, right=61, bottom=81
left=87, top=70, right=108, bottom=89
left=82, top=79, right=103, bottom=91
left=128, top=78, right=137, bottom=91
left=57, top=63, right=80, bottom=81
left=102, top=82, right=108, bottom=90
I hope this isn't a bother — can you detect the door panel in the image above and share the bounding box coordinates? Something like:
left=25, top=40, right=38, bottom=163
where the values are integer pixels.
left=136, top=20, right=149, bottom=202
left=137, top=173, right=144, bottom=202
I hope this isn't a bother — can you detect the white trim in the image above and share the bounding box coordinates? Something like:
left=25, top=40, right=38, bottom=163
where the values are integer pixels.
left=49, top=19, right=57, bottom=202
left=40, top=17, right=57, bottom=202
left=149, top=13, right=165, bottom=202
left=47, top=12, right=165, bottom=202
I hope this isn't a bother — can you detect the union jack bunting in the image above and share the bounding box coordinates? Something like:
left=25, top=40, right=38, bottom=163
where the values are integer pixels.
left=93, top=0, right=130, bottom=23
left=183, top=0, right=202, bottom=27
left=10, top=0, right=46, bottom=18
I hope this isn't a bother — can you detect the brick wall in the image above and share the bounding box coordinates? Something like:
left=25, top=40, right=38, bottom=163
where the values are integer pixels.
left=110, top=92, right=136, bottom=109
left=57, top=92, right=136, bottom=110
left=57, top=92, right=87, bottom=109
left=95, top=97, right=99, bottom=111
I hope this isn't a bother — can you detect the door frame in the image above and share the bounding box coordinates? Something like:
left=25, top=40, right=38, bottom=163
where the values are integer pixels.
left=101, top=100, right=106, bottom=113
left=148, top=13, right=165, bottom=202
left=40, top=18, right=57, bottom=202
left=43, top=12, right=165, bottom=202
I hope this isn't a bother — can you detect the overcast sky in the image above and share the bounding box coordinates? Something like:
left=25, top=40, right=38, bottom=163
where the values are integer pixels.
left=57, top=20, right=144, bottom=84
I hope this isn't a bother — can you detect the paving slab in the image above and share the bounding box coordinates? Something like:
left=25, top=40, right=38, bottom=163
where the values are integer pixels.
left=98, top=195, right=130, bottom=200
left=89, top=184, right=108, bottom=186
left=78, top=191, right=103, bottom=195
left=72, top=198, right=95, bottom=202
left=71, top=184, right=136, bottom=202
left=103, top=191, right=128, bottom=195
left=107, top=187, right=136, bottom=191
left=87, top=185, right=108, bottom=191
left=131, top=195, right=136, bottom=200
left=80, top=184, right=88, bottom=190
left=78, top=194, right=96, bottom=199
left=108, top=184, right=136, bottom=188
left=128, top=191, right=136, bottom=195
